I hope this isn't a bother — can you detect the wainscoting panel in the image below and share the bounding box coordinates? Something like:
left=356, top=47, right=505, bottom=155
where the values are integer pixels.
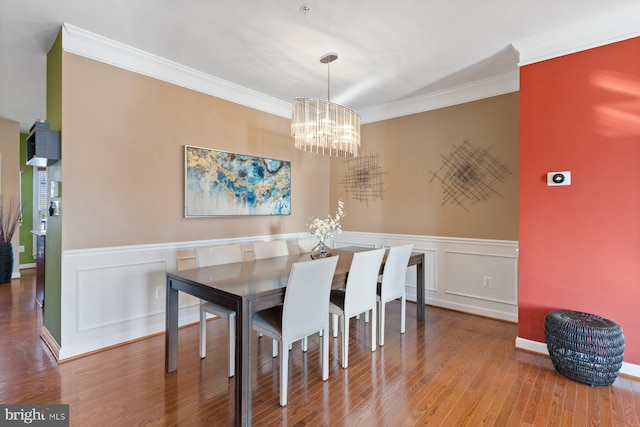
left=58, top=234, right=302, bottom=360
left=335, top=232, right=518, bottom=322
left=58, top=232, right=517, bottom=360
left=76, top=260, right=168, bottom=331
left=444, top=251, right=517, bottom=305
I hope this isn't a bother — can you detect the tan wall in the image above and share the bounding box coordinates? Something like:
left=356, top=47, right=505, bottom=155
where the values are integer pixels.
left=330, top=93, right=519, bottom=241
left=0, top=117, right=21, bottom=274
left=61, top=53, right=330, bottom=250
left=60, top=52, right=518, bottom=250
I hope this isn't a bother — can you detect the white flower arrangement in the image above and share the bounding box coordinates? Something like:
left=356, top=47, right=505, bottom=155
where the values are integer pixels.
left=308, top=200, right=346, bottom=243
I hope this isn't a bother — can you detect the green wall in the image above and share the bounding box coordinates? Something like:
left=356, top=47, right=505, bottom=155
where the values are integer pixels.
left=44, top=30, right=62, bottom=344
left=19, top=132, right=35, bottom=266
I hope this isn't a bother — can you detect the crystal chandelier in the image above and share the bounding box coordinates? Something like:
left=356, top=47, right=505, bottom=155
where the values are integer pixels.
left=291, top=53, right=360, bottom=158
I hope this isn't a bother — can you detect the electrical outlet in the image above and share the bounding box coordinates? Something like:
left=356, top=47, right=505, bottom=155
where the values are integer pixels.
left=155, top=287, right=163, bottom=299
left=483, top=276, right=493, bottom=288
left=19, top=245, right=24, bottom=253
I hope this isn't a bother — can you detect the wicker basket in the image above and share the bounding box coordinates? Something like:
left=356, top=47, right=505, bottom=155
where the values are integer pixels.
left=545, top=310, right=624, bottom=386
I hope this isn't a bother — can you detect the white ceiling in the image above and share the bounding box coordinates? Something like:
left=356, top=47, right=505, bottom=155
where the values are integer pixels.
left=2, top=0, right=640, bottom=132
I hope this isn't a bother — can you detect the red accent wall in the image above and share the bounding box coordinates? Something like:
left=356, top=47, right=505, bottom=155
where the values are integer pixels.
left=519, top=36, right=640, bottom=364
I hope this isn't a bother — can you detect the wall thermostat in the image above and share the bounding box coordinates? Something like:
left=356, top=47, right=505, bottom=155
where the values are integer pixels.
left=547, top=171, right=571, bottom=186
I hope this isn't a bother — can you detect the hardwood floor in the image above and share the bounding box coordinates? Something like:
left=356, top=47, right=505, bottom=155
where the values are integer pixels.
left=2, top=269, right=639, bottom=426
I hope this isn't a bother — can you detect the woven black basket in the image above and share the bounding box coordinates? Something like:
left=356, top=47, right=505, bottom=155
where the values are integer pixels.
left=545, top=310, right=624, bottom=386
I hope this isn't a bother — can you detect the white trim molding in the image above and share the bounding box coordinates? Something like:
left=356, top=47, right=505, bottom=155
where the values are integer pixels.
left=512, top=5, right=640, bottom=66
left=358, top=71, right=519, bottom=124
left=56, top=231, right=518, bottom=360
left=60, top=14, right=640, bottom=126
left=61, top=23, right=291, bottom=119
left=57, top=233, right=307, bottom=360
left=40, top=326, right=60, bottom=362
left=60, top=23, right=518, bottom=124
left=516, top=337, right=640, bottom=380
left=335, top=231, right=519, bottom=322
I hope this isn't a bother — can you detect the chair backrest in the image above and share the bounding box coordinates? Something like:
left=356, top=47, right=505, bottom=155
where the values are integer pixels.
left=177, top=249, right=197, bottom=271
left=252, top=240, right=289, bottom=260
left=196, top=244, right=244, bottom=267
left=281, top=256, right=339, bottom=342
left=344, top=248, right=386, bottom=317
left=297, top=236, right=320, bottom=253
left=380, top=244, right=414, bottom=300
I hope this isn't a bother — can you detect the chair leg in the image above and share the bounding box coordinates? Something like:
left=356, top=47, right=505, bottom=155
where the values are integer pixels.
left=228, top=313, right=235, bottom=377
left=378, top=299, right=386, bottom=347
left=199, top=309, right=207, bottom=359
left=302, top=337, right=308, bottom=352
left=332, top=313, right=339, bottom=338
left=280, top=340, right=289, bottom=406
left=322, top=329, right=329, bottom=381
left=400, top=295, right=406, bottom=334
left=364, top=311, right=369, bottom=323
left=341, top=315, right=349, bottom=369
left=272, top=339, right=278, bottom=358
left=370, top=308, right=377, bottom=352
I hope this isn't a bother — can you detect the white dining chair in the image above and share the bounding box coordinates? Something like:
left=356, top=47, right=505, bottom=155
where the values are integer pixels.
left=251, top=240, right=290, bottom=353
left=195, top=244, right=244, bottom=377
left=297, top=236, right=320, bottom=253
left=296, top=234, right=322, bottom=351
left=377, top=244, right=413, bottom=346
left=329, top=248, right=385, bottom=369
left=252, top=256, right=339, bottom=406
left=252, top=240, right=289, bottom=259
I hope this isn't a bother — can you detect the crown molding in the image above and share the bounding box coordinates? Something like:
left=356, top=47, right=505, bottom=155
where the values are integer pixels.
left=60, top=23, right=523, bottom=124
left=58, top=13, right=640, bottom=125
left=358, top=71, right=519, bottom=124
left=61, top=23, right=292, bottom=119
left=512, top=5, right=640, bottom=66
left=60, top=23, right=520, bottom=124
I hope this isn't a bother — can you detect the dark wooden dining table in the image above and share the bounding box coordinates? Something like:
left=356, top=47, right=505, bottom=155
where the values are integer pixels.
left=165, top=246, right=425, bottom=426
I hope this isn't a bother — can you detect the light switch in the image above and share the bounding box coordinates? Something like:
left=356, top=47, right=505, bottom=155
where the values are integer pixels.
left=50, top=181, right=60, bottom=197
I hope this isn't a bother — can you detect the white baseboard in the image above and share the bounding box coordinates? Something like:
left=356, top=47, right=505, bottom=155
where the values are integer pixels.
left=426, top=297, right=517, bottom=322
left=515, top=336, right=640, bottom=379
left=41, top=326, right=60, bottom=362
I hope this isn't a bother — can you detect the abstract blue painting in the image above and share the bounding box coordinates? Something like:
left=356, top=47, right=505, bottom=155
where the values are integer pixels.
left=185, top=145, right=291, bottom=217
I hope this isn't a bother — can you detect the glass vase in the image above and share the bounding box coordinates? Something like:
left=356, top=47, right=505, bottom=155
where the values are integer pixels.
left=310, top=241, right=332, bottom=259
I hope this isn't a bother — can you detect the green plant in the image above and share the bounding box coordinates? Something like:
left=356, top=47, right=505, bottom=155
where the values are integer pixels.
left=0, top=196, right=21, bottom=245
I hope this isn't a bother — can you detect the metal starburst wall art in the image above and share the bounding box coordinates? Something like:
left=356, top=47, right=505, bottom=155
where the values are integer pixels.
left=429, top=139, right=511, bottom=211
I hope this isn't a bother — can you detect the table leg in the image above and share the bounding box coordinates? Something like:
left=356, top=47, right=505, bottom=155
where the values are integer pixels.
left=165, top=276, right=179, bottom=372
left=416, top=254, right=425, bottom=321
left=235, top=299, right=252, bottom=427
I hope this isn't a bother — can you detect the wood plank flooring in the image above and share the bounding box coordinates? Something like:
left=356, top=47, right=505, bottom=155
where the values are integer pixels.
left=1, top=269, right=639, bottom=426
